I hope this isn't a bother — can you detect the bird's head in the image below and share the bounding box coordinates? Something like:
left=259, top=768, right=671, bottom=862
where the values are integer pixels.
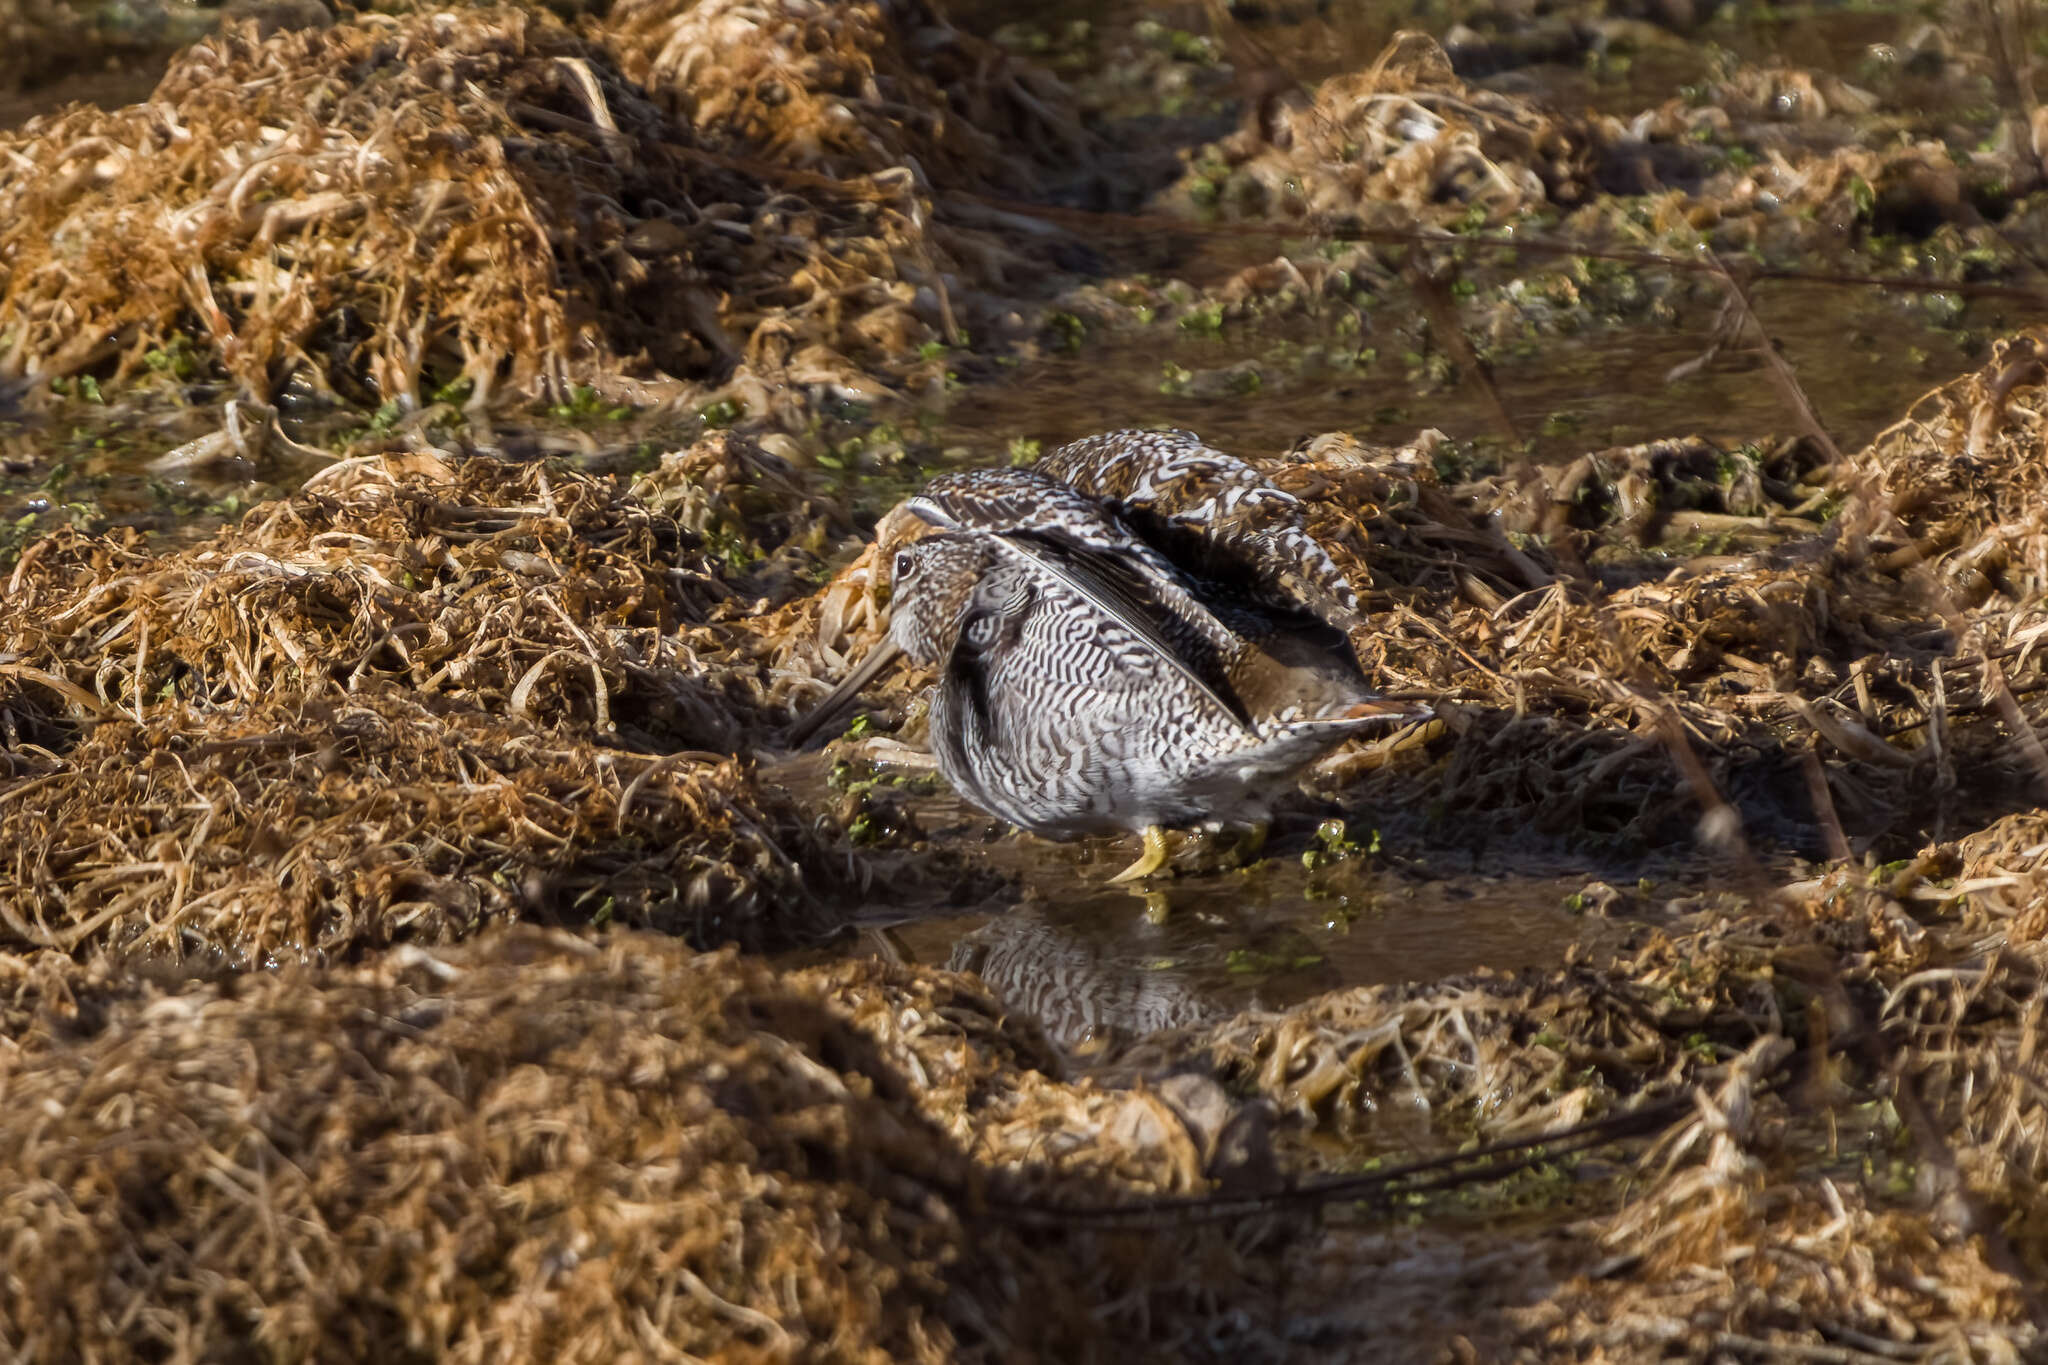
left=783, top=501, right=985, bottom=749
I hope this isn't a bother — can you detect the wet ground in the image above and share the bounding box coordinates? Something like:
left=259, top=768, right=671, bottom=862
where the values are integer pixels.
left=902, top=272, right=1984, bottom=468
left=770, top=746, right=1762, bottom=1059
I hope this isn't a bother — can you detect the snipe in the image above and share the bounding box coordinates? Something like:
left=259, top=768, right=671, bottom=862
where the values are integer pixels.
left=788, top=430, right=1420, bottom=880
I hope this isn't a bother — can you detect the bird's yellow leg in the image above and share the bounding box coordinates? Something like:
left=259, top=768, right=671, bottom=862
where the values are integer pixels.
left=1234, top=819, right=1271, bottom=865
left=1108, top=824, right=1172, bottom=883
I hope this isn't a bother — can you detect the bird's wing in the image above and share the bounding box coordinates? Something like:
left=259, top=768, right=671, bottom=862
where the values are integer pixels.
left=997, top=529, right=1255, bottom=733
left=1039, top=429, right=1365, bottom=634
left=905, top=473, right=1061, bottom=533
left=906, top=468, right=1221, bottom=626
left=940, top=571, right=1032, bottom=761
left=907, top=467, right=1256, bottom=734
left=942, top=619, right=998, bottom=763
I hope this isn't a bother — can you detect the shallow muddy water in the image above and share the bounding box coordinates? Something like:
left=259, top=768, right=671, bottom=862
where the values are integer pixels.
left=897, top=274, right=1981, bottom=470
left=882, top=866, right=1629, bottom=1052
left=773, top=750, right=1739, bottom=1055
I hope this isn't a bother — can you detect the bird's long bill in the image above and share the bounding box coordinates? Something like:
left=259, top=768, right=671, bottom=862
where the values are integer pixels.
left=1345, top=698, right=1436, bottom=726
left=783, top=638, right=905, bottom=749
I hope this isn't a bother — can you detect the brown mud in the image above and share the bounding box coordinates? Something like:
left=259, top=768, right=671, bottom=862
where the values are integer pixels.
left=4, top=0, right=2048, bottom=1359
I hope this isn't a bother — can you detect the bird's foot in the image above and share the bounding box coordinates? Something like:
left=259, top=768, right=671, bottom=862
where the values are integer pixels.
left=1230, top=819, right=1271, bottom=867
left=1108, top=824, right=1173, bottom=884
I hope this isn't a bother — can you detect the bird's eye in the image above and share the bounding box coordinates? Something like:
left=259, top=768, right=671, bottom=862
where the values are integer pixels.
left=893, top=549, right=914, bottom=580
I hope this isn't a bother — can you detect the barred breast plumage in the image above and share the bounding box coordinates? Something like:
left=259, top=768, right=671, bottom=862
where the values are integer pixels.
left=788, top=432, right=1421, bottom=880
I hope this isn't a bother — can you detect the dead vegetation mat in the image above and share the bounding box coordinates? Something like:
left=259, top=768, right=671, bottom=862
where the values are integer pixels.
left=0, top=689, right=833, bottom=966
left=10, top=365, right=2048, bottom=1349
left=1177, top=31, right=1611, bottom=228
left=0, top=2, right=1090, bottom=417
left=0, top=927, right=1306, bottom=1363
left=1319, top=353, right=2048, bottom=850
left=1090, top=853, right=2044, bottom=1358
left=1154, top=28, right=2043, bottom=331
left=607, top=0, right=1089, bottom=197
left=0, top=435, right=941, bottom=965
left=3, top=868, right=2048, bottom=1359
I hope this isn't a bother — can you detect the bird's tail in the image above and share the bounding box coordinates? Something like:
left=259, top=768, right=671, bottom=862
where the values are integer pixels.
left=1187, top=700, right=1434, bottom=785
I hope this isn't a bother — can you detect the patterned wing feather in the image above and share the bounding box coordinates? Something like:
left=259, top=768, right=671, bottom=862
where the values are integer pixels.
left=999, top=530, right=1253, bottom=730
left=905, top=468, right=1183, bottom=586
left=905, top=468, right=1256, bottom=733
left=1038, top=429, right=1365, bottom=634
left=942, top=580, right=1011, bottom=758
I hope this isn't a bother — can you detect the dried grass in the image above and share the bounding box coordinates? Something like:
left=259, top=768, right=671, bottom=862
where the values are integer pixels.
left=1498, top=1041, right=2037, bottom=1360
left=0, top=3, right=1080, bottom=414
left=1177, top=31, right=1607, bottom=226
left=1161, top=24, right=2036, bottom=298
left=1188, top=901, right=1789, bottom=1151
left=1614, top=59, right=2026, bottom=253
left=0, top=436, right=894, bottom=964
left=9, top=16, right=2048, bottom=1349
left=0, top=927, right=1293, bottom=1363
left=0, top=688, right=831, bottom=966
left=6, top=9, right=707, bottom=402
left=1876, top=809, right=2048, bottom=1295
left=1140, top=863, right=2043, bottom=1357
left=12, top=843, right=2045, bottom=1360
left=607, top=0, right=1090, bottom=195
left=1, top=445, right=776, bottom=748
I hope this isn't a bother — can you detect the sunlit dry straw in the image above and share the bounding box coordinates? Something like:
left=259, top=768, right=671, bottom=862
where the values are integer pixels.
left=0, top=4, right=1084, bottom=418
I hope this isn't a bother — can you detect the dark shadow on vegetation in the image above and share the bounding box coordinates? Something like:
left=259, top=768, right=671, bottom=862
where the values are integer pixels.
left=0, top=930, right=1361, bottom=1361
